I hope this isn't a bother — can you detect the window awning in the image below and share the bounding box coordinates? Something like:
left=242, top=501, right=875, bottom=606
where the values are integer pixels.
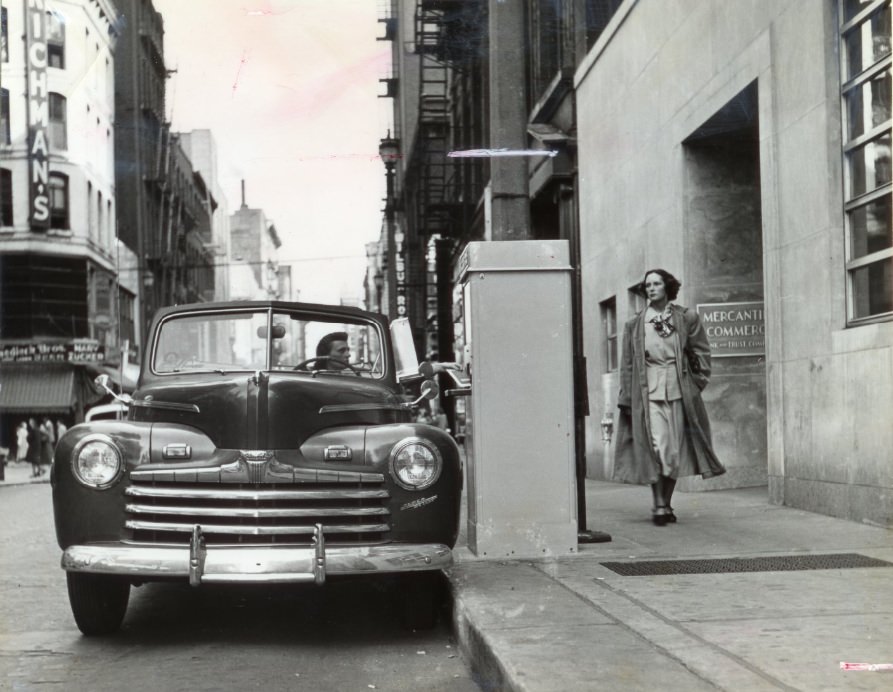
left=0, top=364, right=77, bottom=414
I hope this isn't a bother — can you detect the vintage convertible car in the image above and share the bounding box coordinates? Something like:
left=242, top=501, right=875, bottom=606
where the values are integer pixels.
left=52, top=301, right=462, bottom=635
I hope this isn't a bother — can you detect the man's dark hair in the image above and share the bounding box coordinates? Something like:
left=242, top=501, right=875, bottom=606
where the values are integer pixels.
left=636, top=268, right=682, bottom=301
left=316, top=331, right=349, bottom=357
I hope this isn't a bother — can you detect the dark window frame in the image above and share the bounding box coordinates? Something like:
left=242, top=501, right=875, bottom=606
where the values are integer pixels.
left=1, top=87, right=9, bottom=145
left=839, top=0, right=893, bottom=324
left=1, top=7, right=8, bottom=63
left=0, top=168, right=12, bottom=226
left=600, top=296, right=618, bottom=372
left=47, top=10, right=65, bottom=69
left=49, top=93, right=67, bottom=150
left=49, top=172, right=70, bottom=229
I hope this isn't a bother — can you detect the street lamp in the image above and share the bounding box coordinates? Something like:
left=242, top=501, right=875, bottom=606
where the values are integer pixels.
left=379, top=132, right=400, bottom=319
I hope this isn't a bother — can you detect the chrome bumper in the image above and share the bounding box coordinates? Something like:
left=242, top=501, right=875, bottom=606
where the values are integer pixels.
left=61, top=524, right=452, bottom=586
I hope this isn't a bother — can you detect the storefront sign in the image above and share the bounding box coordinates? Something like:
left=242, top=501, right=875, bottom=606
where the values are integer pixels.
left=697, top=302, right=765, bottom=357
left=0, top=340, right=106, bottom=363
left=26, top=0, right=50, bottom=230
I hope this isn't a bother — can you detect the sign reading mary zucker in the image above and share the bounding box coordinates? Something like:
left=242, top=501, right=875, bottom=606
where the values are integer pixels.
left=697, top=302, right=765, bottom=357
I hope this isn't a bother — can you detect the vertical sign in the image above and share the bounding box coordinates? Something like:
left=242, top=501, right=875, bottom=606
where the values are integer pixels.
left=26, top=0, right=50, bottom=230
left=395, top=229, right=407, bottom=317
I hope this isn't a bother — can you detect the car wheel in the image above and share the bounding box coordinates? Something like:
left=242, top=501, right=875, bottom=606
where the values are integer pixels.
left=66, top=572, right=130, bottom=636
left=396, top=571, right=444, bottom=631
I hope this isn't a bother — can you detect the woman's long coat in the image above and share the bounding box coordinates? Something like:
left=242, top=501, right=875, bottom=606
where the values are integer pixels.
left=612, top=304, right=725, bottom=484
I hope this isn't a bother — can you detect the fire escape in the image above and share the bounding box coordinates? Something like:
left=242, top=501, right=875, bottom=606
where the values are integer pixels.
left=413, top=1, right=455, bottom=239
left=412, top=0, right=485, bottom=357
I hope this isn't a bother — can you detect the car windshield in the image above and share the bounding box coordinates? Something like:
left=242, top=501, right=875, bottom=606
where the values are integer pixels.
left=152, top=308, right=385, bottom=378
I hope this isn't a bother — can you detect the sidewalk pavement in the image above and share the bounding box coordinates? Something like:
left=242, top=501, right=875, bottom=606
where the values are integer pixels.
left=0, top=460, right=50, bottom=486
left=448, top=480, right=893, bottom=692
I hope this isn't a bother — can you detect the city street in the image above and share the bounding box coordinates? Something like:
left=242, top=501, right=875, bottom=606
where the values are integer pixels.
left=0, top=482, right=479, bottom=692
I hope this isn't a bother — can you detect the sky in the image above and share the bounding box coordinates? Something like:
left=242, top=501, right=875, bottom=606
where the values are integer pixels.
left=151, top=0, right=391, bottom=305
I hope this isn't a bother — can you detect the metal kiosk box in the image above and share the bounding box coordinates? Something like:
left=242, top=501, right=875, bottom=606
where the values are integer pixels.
left=458, top=240, right=577, bottom=557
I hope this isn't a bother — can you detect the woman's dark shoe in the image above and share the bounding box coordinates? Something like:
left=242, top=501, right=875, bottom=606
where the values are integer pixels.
left=666, top=507, right=677, bottom=523
left=652, top=507, right=669, bottom=526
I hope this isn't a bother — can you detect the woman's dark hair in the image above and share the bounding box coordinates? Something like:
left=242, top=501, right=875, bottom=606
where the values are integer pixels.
left=637, top=269, right=682, bottom=301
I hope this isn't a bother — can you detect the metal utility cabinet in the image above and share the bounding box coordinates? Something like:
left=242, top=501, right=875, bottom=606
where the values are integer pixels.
left=457, top=240, right=578, bottom=557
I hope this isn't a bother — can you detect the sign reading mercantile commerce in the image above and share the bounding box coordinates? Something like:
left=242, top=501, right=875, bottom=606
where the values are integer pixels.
left=696, top=302, right=765, bottom=357
left=0, top=341, right=106, bottom=363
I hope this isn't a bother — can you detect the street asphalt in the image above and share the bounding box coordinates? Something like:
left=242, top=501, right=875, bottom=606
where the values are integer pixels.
left=4, top=461, right=891, bottom=691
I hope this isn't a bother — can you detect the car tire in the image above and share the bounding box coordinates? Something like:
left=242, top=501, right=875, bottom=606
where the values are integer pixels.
left=396, top=571, right=443, bottom=631
left=66, top=572, right=130, bottom=636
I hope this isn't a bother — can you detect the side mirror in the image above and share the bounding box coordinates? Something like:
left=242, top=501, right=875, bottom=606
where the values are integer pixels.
left=402, top=378, right=440, bottom=409
left=420, top=379, right=439, bottom=401
left=93, top=374, right=133, bottom=405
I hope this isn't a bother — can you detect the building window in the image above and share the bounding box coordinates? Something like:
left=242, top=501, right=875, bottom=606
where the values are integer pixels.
left=529, top=0, right=561, bottom=98
left=1, top=88, right=9, bottom=144
left=840, top=0, right=892, bottom=322
left=87, top=181, right=94, bottom=239
left=0, top=168, right=12, bottom=226
left=585, top=0, right=623, bottom=49
left=49, top=93, right=67, bottom=150
left=1, top=7, right=8, bottom=63
left=628, top=284, right=646, bottom=316
left=49, top=173, right=69, bottom=229
left=600, top=296, right=618, bottom=372
left=97, top=190, right=103, bottom=243
left=47, top=11, right=65, bottom=69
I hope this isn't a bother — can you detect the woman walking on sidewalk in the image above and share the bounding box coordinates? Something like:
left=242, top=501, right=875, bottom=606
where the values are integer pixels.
left=613, top=268, right=725, bottom=525
left=25, top=418, right=43, bottom=477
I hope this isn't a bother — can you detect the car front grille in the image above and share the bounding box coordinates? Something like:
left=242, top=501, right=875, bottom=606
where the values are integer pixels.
left=125, top=466, right=391, bottom=546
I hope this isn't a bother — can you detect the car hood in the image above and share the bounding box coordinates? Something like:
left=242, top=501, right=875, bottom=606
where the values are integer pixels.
left=130, top=372, right=408, bottom=449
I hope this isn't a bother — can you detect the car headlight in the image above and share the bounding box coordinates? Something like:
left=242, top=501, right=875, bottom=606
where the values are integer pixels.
left=389, top=437, right=442, bottom=490
left=71, top=434, right=123, bottom=488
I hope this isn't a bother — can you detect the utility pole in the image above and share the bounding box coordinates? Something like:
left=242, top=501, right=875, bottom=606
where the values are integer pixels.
left=488, top=0, right=530, bottom=240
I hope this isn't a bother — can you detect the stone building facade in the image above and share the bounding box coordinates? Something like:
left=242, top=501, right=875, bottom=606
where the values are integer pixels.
left=577, top=0, right=891, bottom=525
left=0, top=0, right=122, bottom=434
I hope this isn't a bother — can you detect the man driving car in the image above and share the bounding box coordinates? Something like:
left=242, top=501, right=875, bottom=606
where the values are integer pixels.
left=316, top=331, right=351, bottom=371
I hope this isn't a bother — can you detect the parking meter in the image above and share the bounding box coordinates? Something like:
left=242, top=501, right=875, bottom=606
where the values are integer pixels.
left=456, top=240, right=578, bottom=557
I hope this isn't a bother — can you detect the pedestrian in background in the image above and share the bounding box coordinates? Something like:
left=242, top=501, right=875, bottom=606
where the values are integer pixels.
left=55, top=419, right=68, bottom=441
left=40, top=418, right=55, bottom=468
left=26, top=418, right=42, bottom=477
left=613, top=268, right=725, bottom=525
left=15, top=421, right=29, bottom=462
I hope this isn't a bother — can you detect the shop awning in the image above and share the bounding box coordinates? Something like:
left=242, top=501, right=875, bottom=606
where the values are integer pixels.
left=0, top=364, right=77, bottom=414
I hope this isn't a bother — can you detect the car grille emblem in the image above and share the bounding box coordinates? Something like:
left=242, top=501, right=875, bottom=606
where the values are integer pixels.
left=238, top=450, right=275, bottom=484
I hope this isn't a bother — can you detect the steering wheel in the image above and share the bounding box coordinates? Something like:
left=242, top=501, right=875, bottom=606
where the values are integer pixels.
left=293, top=356, right=361, bottom=374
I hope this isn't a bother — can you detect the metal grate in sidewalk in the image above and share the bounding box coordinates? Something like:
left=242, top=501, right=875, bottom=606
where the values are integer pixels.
left=600, top=553, right=893, bottom=576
